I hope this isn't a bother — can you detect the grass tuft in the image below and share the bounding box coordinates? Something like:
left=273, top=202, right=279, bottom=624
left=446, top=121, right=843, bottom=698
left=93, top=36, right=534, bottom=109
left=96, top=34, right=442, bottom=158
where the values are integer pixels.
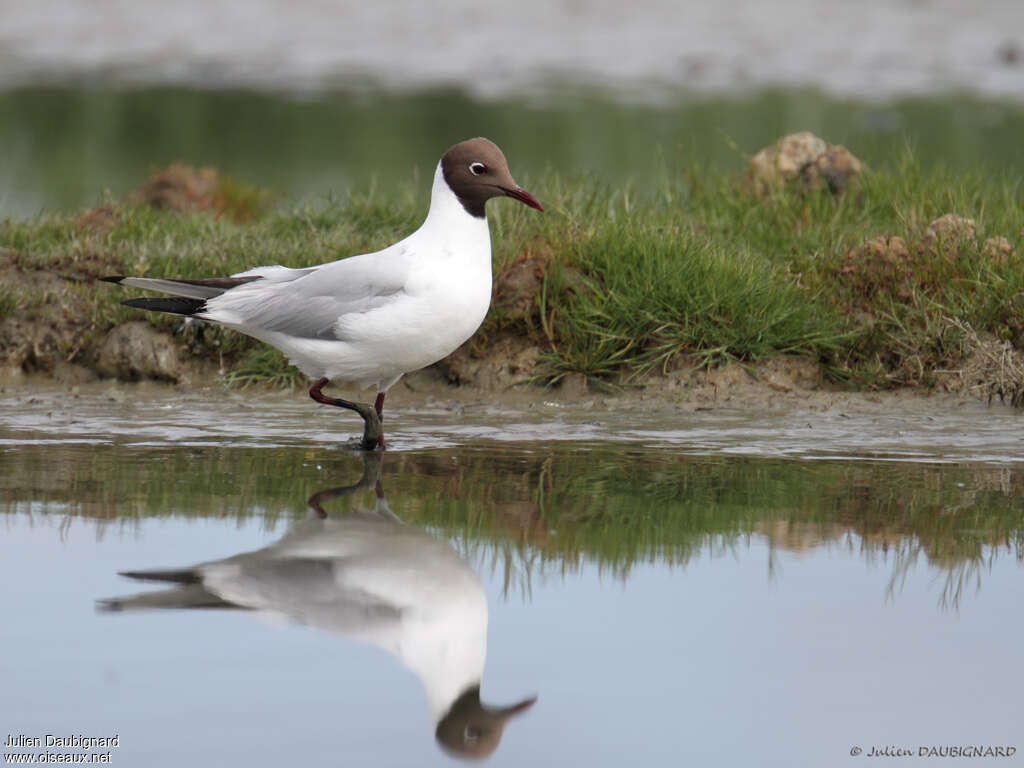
left=0, top=289, right=18, bottom=318
left=222, top=347, right=304, bottom=390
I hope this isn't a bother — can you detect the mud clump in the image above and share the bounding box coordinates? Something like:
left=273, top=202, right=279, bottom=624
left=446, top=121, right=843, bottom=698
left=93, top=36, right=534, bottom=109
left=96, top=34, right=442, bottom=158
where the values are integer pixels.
left=838, top=215, right=1017, bottom=309
left=129, top=163, right=224, bottom=214
left=982, top=236, right=1014, bottom=264
left=95, top=321, right=184, bottom=383
left=494, top=249, right=552, bottom=322
left=668, top=357, right=821, bottom=400
left=128, top=163, right=268, bottom=221
left=492, top=246, right=588, bottom=325
left=838, top=235, right=914, bottom=305
left=924, top=213, right=977, bottom=246
left=748, top=131, right=863, bottom=197
left=75, top=205, right=121, bottom=237
left=434, top=336, right=543, bottom=391
left=0, top=254, right=98, bottom=377
left=0, top=316, right=69, bottom=376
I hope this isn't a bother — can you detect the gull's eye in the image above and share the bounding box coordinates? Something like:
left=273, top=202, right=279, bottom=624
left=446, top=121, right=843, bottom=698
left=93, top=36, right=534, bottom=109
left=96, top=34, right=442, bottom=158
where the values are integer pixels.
left=469, top=162, right=487, bottom=176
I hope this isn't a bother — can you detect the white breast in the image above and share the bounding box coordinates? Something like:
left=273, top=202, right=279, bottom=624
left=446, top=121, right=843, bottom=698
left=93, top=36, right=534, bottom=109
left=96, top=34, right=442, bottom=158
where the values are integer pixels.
left=324, top=164, right=494, bottom=384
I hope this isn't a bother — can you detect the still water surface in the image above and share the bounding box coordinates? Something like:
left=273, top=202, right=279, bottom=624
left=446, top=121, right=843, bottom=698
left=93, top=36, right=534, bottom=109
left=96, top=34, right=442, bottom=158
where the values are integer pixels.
left=1, top=392, right=1022, bottom=766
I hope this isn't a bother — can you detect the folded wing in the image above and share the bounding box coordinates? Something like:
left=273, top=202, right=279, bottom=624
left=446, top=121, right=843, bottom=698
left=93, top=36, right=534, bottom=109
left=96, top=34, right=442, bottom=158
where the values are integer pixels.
left=105, top=244, right=415, bottom=341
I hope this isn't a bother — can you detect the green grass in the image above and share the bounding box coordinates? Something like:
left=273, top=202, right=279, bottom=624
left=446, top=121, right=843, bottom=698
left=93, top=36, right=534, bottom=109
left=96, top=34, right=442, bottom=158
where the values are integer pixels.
left=534, top=216, right=849, bottom=381
left=222, top=347, right=304, bottom=390
left=493, top=157, right=1024, bottom=387
left=0, top=289, right=17, bottom=318
left=1, top=155, right=1021, bottom=389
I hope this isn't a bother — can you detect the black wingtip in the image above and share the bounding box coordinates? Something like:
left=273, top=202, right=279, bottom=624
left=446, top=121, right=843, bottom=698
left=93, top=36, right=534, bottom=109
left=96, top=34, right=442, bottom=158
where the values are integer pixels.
left=100, top=275, right=127, bottom=284
left=122, top=297, right=206, bottom=316
left=118, top=568, right=200, bottom=584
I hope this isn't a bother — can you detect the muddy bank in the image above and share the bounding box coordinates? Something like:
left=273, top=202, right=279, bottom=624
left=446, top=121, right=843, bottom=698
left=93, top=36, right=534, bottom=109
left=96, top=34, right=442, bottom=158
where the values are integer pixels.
left=0, top=244, right=1014, bottom=413
left=0, top=329, right=1016, bottom=423
left=0, top=228, right=1009, bottom=411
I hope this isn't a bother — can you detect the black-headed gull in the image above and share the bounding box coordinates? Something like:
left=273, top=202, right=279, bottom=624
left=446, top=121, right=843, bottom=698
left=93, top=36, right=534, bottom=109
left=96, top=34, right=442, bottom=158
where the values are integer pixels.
left=99, top=455, right=537, bottom=759
left=103, top=138, right=543, bottom=449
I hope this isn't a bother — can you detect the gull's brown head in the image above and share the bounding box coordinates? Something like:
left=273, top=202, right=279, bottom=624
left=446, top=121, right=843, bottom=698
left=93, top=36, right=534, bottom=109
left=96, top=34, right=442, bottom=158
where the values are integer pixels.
left=440, top=137, right=543, bottom=219
left=434, top=686, right=537, bottom=760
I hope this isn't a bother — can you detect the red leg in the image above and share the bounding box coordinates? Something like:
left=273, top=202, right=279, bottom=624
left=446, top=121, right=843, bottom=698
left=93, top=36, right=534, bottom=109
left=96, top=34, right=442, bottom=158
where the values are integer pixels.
left=308, top=378, right=383, bottom=450
left=374, top=392, right=385, bottom=420
left=309, top=377, right=334, bottom=406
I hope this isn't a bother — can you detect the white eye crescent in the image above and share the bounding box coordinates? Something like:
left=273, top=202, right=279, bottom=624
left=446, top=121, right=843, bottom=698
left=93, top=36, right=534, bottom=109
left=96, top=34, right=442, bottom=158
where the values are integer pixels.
left=469, top=162, right=487, bottom=176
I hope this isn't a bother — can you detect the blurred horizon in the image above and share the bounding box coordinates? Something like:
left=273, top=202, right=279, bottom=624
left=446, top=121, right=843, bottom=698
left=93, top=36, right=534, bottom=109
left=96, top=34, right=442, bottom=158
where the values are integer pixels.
left=3, top=0, right=1022, bottom=100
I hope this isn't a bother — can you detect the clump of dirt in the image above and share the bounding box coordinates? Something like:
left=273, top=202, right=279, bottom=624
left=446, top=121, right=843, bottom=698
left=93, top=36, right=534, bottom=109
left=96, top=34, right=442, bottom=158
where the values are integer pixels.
left=433, top=335, right=544, bottom=390
left=75, top=205, right=121, bottom=237
left=0, top=250, right=90, bottom=377
left=95, top=321, right=185, bottom=383
left=837, top=215, right=1017, bottom=313
left=837, top=235, right=914, bottom=306
left=129, top=163, right=223, bottom=214
left=493, top=247, right=553, bottom=322
left=0, top=313, right=72, bottom=376
left=491, top=243, right=588, bottom=326
left=128, top=163, right=268, bottom=221
left=924, top=213, right=976, bottom=245
left=748, top=131, right=863, bottom=197
left=982, top=236, right=1015, bottom=264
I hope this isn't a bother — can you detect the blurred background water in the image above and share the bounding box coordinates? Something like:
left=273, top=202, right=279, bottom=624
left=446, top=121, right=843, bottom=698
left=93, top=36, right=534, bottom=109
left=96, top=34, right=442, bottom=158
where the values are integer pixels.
left=1, top=0, right=1023, bottom=217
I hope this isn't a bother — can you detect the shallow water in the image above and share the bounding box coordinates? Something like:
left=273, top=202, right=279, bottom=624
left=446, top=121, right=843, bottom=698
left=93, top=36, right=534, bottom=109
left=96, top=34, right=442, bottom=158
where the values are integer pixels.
left=1, top=390, right=1022, bottom=766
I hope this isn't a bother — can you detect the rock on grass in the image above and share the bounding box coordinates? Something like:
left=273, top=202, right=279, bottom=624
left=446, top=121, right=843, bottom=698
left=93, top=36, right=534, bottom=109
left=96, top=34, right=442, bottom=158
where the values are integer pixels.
left=96, top=321, right=184, bottom=383
left=748, top=131, right=863, bottom=197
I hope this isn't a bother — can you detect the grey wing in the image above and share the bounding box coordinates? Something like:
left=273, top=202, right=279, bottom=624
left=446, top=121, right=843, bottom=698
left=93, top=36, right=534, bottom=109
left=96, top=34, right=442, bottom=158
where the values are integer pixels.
left=202, top=558, right=403, bottom=632
left=202, top=248, right=411, bottom=339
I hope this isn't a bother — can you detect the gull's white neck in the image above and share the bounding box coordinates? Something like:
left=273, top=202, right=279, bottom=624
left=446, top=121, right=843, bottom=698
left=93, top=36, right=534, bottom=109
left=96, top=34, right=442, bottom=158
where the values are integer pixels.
left=405, top=622, right=487, bottom=724
left=413, top=163, right=492, bottom=256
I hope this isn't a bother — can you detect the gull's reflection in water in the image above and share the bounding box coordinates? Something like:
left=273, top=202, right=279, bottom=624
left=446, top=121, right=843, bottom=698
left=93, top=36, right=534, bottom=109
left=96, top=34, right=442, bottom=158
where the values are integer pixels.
left=99, top=454, right=536, bottom=760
